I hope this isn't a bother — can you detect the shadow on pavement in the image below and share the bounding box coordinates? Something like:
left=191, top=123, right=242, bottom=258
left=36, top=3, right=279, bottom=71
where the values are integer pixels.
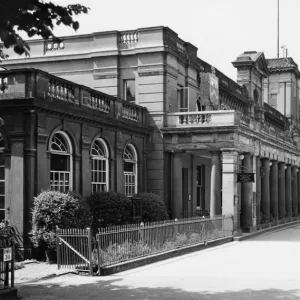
left=17, top=275, right=300, bottom=300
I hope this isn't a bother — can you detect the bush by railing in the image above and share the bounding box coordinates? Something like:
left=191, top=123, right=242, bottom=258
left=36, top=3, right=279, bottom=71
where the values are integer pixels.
left=96, top=215, right=233, bottom=268
left=57, top=215, right=233, bottom=275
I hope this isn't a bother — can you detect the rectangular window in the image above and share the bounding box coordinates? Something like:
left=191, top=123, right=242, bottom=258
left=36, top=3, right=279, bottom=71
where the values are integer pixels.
left=196, top=165, right=205, bottom=210
left=0, top=153, right=5, bottom=221
left=124, top=79, right=136, bottom=102
left=177, top=85, right=189, bottom=112
left=270, top=93, right=277, bottom=109
left=91, top=159, right=108, bottom=193
left=124, top=161, right=136, bottom=198
left=50, top=154, right=71, bottom=193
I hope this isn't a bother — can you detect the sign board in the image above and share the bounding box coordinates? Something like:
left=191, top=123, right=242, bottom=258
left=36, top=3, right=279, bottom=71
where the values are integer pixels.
left=199, top=71, right=219, bottom=108
left=237, top=173, right=255, bottom=183
left=3, top=248, right=12, bottom=262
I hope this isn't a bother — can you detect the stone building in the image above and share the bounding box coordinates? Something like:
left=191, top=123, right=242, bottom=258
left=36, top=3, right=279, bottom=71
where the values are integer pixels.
left=1, top=26, right=300, bottom=243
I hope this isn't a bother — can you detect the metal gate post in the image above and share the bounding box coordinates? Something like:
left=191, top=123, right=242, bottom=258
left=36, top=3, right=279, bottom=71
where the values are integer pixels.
left=87, top=228, right=93, bottom=275
left=56, top=226, right=61, bottom=270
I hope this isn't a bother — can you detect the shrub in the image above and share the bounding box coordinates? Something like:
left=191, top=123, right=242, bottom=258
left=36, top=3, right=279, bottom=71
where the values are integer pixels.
left=30, top=190, right=92, bottom=250
left=86, top=191, right=132, bottom=229
left=138, top=193, right=169, bottom=222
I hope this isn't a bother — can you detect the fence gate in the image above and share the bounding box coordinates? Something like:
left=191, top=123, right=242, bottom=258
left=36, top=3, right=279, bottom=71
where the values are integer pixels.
left=56, top=227, right=94, bottom=275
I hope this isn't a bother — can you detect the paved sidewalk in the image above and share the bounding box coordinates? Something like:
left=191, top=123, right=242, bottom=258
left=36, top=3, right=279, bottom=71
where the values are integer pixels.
left=18, top=224, right=300, bottom=299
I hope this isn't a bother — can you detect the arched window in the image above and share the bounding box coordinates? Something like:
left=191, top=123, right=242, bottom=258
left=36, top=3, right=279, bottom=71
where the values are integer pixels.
left=91, top=138, right=109, bottom=193
left=123, top=144, right=138, bottom=197
left=49, top=131, right=73, bottom=192
left=0, top=134, right=5, bottom=220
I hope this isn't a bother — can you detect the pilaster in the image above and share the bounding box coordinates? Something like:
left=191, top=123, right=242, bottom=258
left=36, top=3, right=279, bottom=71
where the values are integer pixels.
left=210, top=151, right=221, bottom=217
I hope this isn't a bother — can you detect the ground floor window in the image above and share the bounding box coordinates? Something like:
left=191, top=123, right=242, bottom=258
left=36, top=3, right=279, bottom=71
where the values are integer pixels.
left=124, top=144, right=138, bottom=197
left=196, top=164, right=205, bottom=210
left=91, top=138, right=109, bottom=193
left=49, top=131, right=73, bottom=193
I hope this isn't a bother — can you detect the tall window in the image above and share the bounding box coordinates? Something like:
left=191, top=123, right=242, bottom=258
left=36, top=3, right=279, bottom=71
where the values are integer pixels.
left=124, top=79, right=136, bottom=102
left=196, top=165, right=205, bottom=210
left=124, top=144, right=138, bottom=197
left=270, top=93, right=277, bottom=109
left=0, top=134, right=4, bottom=220
left=177, top=85, right=189, bottom=112
left=49, top=131, right=73, bottom=193
left=91, top=138, right=109, bottom=193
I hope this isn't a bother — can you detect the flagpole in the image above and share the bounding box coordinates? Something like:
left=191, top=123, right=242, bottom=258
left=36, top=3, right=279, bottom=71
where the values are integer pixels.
left=277, top=0, right=279, bottom=58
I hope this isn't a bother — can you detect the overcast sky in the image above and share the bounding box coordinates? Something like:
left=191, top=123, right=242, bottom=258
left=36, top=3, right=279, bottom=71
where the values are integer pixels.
left=49, top=0, right=297, bottom=81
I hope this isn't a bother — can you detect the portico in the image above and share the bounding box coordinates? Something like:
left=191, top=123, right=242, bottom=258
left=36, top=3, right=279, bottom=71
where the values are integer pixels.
left=163, top=108, right=300, bottom=233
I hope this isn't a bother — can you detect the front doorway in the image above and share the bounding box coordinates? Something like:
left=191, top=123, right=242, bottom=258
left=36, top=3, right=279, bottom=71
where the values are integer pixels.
left=196, top=164, right=207, bottom=216
left=182, top=168, right=189, bottom=218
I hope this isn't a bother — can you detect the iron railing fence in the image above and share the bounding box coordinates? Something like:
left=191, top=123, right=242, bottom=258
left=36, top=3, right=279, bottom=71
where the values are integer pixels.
left=56, top=228, right=94, bottom=274
left=0, top=236, right=14, bottom=290
left=96, top=215, right=233, bottom=268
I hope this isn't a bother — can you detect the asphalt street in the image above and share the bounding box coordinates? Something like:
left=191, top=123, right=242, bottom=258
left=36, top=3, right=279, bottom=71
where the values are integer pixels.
left=18, top=224, right=300, bottom=300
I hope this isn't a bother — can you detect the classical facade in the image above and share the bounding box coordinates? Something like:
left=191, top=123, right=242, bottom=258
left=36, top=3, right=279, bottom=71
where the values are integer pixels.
left=0, top=68, right=151, bottom=245
left=2, top=26, right=300, bottom=242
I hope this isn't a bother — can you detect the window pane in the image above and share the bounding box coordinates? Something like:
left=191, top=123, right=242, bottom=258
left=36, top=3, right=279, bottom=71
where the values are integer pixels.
left=0, top=154, right=4, bottom=165
left=51, top=154, right=69, bottom=171
left=124, top=80, right=135, bottom=102
left=0, top=182, right=4, bottom=195
left=0, top=195, right=4, bottom=209
left=0, top=210, right=4, bottom=221
left=0, top=166, right=4, bottom=180
left=124, top=162, right=134, bottom=172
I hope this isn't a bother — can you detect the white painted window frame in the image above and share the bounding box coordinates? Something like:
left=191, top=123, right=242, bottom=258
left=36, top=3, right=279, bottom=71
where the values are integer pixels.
left=49, top=131, right=73, bottom=193
left=124, top=144, right=138, bottom=198
left=91, top=138, right=109, bottom=193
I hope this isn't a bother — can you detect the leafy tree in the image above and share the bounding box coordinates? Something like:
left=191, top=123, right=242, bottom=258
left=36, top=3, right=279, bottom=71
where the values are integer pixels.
left=0, top=0, right=89, bottom=60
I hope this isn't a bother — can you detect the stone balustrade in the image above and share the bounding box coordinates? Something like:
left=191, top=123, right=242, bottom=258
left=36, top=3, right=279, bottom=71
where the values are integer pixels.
left=122, top=102, right=139, bottom=121
left=0, top=68, right=146, bottom=125
left=119, top=31, right=139, bottom=44
left=166, top=110, right=239, bottom=127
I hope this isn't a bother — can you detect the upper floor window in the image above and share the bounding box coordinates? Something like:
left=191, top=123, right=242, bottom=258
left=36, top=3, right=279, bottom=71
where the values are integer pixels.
left=123, top=144, right=138, bottom=198
left=124, top=79, right=136, bottom=102
left=0, top=134, right=5, bottom=221
left=49, top=131, right=73, bottom=193
left=91, top=138, right=109, bottom=193
left=177, top=85, right=189, bottom=112
left=270, top=93, right=277, bottom=109
left=253, top=89, right=259, bottom=103
left=45, top=41, right=65, bottom=52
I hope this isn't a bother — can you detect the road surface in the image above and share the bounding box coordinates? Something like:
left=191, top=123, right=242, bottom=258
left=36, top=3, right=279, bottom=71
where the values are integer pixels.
left=18, top=224, right=300, bottom=299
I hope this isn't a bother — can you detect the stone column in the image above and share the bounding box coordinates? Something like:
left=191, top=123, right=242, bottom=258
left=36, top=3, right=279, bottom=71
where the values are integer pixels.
left=298, top=167, right=300, bottom=215
left=270, top=160, right=278, bottom=221
left=172, top=152, right=182, bottom=219
left=278, top=162, right=286, bottom=219
left=285, top=164, right=292, bottom=218
left=256, top=156, right=261, bottom=227
left=261, top=158, right=270, bottom=222
left=221, top=148, right=240, bottom=234
left=24, top=110, right=37, bottom=247
left=210, top=151, right=222, bottom=217
left=292, top=166, right=298, bottom=216
left=241, top=153, right=253, bottom=229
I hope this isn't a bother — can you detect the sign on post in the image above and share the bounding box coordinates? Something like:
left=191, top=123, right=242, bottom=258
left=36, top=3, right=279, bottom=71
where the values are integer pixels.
left=237, top=173, right=255, bottom=183
left=3, top=248, right=12, bottom=262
